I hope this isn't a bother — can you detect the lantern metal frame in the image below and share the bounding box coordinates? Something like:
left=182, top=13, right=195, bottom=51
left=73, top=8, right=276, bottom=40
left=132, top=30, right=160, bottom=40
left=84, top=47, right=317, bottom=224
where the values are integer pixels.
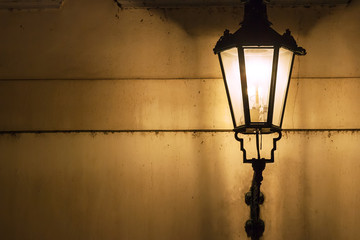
left=218, top=47, right=294, bottom=135
left=214, top=0, right=306, bottom=163
left=214, top=0, right=306, bottom=136
left=213, top=0, right=306, bottom=239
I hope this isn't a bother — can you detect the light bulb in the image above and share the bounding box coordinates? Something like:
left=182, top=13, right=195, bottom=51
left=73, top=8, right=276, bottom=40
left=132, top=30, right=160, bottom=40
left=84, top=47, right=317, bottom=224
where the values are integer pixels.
left=244, top=48, right=274, bottom=122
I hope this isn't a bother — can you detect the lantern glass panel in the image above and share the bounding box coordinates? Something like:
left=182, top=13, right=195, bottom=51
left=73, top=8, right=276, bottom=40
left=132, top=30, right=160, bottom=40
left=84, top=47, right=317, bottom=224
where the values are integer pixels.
left=220, top=48, right=245, bottom=126
left=273, top=48, right=294, bottom=126
left=244, top=48, right=274, bottom=123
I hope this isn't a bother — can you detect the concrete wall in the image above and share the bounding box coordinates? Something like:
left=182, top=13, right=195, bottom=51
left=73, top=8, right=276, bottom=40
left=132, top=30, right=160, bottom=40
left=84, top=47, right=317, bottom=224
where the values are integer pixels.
left=0, top=0, right=359, bottom=239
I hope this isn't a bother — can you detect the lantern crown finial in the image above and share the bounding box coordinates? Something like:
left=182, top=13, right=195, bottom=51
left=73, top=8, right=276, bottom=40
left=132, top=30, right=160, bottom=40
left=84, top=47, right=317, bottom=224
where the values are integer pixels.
left=241, top=0, right=271, bottom=28
left=213, top=0, right=306, bottom=55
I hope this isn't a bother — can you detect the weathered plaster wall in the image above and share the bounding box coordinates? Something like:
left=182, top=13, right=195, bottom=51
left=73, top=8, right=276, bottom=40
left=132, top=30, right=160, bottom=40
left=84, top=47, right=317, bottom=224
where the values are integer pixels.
left=1, top=131, right=359, bottom=240
left=0, top=78, right=359, bottom=131
left=0, top=0, right=359, bottom=79
left=0, top=0, right=359, bottom=239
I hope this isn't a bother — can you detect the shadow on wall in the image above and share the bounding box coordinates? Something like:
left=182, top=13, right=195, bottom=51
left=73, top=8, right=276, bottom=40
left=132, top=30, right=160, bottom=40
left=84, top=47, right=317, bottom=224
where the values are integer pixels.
left=194, top=81, right=230, bottom=240
left=278, top=131, right=351, bottom=239
left=111, top=0, right=357, bottom=79
left=112, top=1, right=347, bottom=37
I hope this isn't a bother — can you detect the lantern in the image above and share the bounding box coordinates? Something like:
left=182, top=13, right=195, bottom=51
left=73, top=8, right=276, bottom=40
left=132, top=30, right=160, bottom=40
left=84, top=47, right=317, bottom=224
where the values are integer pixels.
left=214, top=0, right=306, bottom=135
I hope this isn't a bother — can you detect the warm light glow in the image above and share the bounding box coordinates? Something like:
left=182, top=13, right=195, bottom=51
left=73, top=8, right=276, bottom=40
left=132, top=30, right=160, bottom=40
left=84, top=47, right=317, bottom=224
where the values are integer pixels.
left=273, top=48, right=293, bottom=126
left=221, top=48, right=245, bottom=126
left=220, top=47, right=293, bottom=128
left=244, top=48, right=274, bottom=122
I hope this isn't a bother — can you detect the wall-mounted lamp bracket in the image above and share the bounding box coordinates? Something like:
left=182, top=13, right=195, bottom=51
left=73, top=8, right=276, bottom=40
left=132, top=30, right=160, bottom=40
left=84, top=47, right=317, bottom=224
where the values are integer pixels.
left=244, top=159, right=267, bottom=240
left=234, top=129, right=282, bottom=164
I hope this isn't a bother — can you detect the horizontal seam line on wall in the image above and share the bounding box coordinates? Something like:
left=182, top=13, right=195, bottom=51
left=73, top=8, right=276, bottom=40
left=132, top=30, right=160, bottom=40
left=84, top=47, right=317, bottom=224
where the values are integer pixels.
left=0, top=77, right=359, bottom=81
left=117, top=4, right=349, bottom=8
left=0, top=129, right=359, bottom=134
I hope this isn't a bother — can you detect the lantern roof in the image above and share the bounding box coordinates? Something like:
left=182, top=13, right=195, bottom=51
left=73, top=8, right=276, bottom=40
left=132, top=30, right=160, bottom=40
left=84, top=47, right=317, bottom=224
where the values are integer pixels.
left=213, top=0, right=306, bottom=55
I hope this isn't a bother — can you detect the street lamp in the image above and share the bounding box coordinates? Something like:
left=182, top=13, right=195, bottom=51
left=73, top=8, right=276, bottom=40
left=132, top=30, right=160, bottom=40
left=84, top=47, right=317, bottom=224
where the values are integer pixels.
left=213, top=0, right=306, bottom=239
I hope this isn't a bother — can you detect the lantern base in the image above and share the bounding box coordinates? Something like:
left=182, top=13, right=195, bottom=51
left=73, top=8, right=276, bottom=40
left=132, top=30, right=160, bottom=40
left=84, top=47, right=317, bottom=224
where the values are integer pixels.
left=233, top=125, right=281, bottom=135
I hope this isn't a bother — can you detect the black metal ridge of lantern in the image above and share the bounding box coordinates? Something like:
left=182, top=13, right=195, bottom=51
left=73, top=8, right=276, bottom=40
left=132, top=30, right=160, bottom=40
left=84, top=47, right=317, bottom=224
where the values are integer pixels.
left=213, top=0, right=306, bottom=239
